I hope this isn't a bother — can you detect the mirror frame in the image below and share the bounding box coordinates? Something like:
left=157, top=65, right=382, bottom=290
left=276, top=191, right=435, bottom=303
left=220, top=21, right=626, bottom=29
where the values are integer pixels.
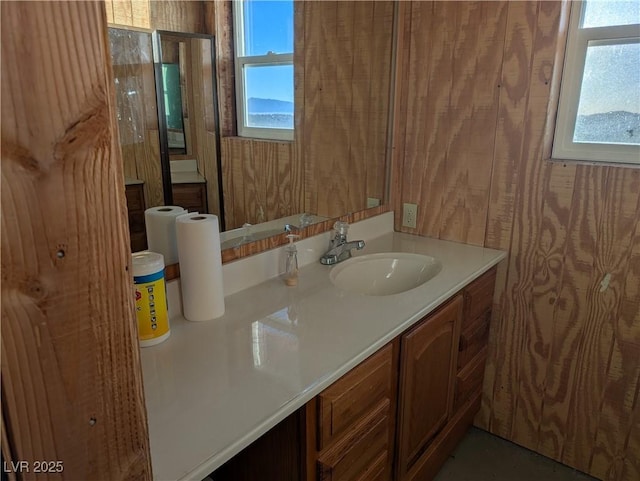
left=152, top=30, right=226, bottom=229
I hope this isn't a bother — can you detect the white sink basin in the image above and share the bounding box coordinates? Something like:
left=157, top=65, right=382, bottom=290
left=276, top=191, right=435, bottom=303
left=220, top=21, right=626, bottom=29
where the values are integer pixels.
left=329, top=253, right=442, bottom=296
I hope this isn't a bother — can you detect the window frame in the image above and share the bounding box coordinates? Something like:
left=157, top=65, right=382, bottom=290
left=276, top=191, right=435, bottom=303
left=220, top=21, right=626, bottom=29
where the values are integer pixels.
left=552, top=1, right=640, bottom=165
left=232, top=0, right=294, bottom=141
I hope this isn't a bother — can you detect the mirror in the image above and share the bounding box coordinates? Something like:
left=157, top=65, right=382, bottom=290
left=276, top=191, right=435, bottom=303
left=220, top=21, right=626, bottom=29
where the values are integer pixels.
left=152, top=31, right=224, bottom=226
left=108, top=1, right=395, bottom=255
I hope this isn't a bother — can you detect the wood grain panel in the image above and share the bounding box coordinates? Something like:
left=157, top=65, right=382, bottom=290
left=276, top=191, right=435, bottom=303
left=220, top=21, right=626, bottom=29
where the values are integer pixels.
left=301, top=1, right=395, bottom=219
left=110, top=28, right=163, bottom=208
left=221, top=137, right=301, bottom=230
left=437, top=1, right=507, bottom=246
left=366, top=1, right=394, bottom=206
left=150, top=0, right=205, bottom=34
left=1, top=1, right=151, bottom=478
left=393, top=2, right=640, bottom=479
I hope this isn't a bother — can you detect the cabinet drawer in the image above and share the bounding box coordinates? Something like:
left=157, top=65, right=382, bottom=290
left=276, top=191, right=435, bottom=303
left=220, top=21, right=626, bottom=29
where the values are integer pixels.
left=317, top=400, right=391, bottom=481
left=173, top=183, right=207, bottom=212
left=125, top=184, right=145, bottom=212
left=454, top=348, right=487, bottom=412
left=457, top=310, right=491, bottom=370
left=317, top=344, right=394, bottom=450
left=462, top=268, right=496, bottom=330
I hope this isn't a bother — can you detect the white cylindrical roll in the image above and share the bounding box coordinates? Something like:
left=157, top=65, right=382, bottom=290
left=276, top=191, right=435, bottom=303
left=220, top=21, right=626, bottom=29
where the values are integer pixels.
left=176, top=213, right=225, bottom=321
left=144, top=206, right=187, bottom=264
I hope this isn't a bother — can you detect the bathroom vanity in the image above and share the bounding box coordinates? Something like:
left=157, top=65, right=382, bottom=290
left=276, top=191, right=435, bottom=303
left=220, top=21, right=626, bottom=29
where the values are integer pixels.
left=140, top=217, right=505, bottom=481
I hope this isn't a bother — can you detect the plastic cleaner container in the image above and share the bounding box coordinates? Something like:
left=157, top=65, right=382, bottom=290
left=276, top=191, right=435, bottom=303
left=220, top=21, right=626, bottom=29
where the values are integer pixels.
left=132, top=251, right=170, bottom=347
left=284, top=234, right=299, bottom=287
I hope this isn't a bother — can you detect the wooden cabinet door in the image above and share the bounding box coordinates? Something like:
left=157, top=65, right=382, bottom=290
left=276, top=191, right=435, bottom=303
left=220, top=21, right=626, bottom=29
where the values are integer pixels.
left=396, top=295, right=462, bottom=479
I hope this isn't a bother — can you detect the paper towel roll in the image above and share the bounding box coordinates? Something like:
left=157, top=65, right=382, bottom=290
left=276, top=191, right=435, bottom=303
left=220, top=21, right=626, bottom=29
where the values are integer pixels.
left=144, top=206, right=187, bottom=264
left=176, top=213, right=225, bottom=321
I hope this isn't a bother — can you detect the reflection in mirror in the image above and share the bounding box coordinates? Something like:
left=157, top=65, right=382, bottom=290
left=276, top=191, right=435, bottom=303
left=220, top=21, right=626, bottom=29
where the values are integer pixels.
left=153, top=31, right=224, bottom=223
left=161, top=62, right=187, bottom=153
left=108, top=27, right=162, bottom=252
left=109, top=1, right=395, bottom=260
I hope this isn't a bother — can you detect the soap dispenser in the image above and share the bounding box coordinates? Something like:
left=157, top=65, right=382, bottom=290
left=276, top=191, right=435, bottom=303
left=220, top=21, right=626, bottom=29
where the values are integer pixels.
left=284, top=234, right=300, bottom=287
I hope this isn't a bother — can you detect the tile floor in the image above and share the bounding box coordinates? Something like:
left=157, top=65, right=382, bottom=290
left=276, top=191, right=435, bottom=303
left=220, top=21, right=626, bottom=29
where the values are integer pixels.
left=434, top=428, right=598, bottom=481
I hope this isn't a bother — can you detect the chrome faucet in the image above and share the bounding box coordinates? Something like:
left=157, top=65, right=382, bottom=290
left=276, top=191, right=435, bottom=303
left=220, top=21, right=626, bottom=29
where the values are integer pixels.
left=320, top=221, right=365, bottom=265
left=284, top=223, right=300, bottom=233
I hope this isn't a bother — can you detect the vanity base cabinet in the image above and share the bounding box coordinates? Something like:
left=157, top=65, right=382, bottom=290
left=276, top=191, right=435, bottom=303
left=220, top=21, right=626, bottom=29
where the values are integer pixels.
left=211, top=267, right=498, bottom=481
left=211, top=408, right=305, bottom=481
left=307, top=341, right=399, bottom=481
left=402, top=267, right=497, bottom=481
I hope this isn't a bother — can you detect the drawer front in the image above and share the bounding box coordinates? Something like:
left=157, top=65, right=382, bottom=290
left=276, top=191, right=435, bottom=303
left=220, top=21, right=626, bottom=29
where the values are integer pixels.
left=317, top=343, right=394, bottom=450
left=125, top=184, right=145, bottom=212
left=128, top=210, right=146, bottom=234
left=173, top=183, right=207, bottom=212
left=317, top=400, right=391, bottom=481
left=463, top=268, right=496, bottom=330
left=454, top=348, right=487, bottom=412
left=457, top=310, right=491, bottom=370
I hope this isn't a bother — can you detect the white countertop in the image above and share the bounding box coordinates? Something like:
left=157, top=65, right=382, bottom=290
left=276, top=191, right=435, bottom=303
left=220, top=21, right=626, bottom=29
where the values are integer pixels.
left=141, top=231, right=506, bottom=481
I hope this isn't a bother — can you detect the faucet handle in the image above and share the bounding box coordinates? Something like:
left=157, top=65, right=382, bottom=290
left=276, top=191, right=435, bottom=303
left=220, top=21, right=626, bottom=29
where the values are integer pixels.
left=333, top=221, right=349, bottom=236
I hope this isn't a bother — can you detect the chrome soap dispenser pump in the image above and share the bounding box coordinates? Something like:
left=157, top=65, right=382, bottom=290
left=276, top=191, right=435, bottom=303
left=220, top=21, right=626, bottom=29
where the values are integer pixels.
left=284, top=234, right=300, bottom=287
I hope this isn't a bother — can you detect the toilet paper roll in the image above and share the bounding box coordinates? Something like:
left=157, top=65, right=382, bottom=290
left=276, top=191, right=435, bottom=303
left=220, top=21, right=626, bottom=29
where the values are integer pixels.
left=176, top=213, right=225, bottom=321
left=144, top=206, right=187, bottom=264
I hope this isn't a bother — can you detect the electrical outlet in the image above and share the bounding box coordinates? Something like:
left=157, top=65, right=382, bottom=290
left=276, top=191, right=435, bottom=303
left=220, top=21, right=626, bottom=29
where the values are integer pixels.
left=367, top=197, right=381, bottom=208
left=402, top=203, right=418, bottom=228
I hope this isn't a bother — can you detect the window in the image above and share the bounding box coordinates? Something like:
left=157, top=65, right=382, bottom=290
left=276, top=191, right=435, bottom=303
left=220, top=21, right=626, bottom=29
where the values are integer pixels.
left=233, top=0, right=294, bottom=141
left=553, top=0, right=640, bottom=165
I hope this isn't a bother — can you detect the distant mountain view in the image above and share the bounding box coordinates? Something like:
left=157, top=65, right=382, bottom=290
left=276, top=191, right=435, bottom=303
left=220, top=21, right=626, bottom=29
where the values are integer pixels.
left=248, top=97, right=294, bottom=129
left=574, top=110, right=640, bottom=144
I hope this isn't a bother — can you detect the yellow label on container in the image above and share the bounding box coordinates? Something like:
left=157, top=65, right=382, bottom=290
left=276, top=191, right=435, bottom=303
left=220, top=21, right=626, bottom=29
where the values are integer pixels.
left=134, top=271, right=169, bottom=341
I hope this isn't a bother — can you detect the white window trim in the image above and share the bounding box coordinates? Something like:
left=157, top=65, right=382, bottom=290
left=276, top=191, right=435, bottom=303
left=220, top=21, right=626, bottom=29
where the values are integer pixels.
left=233, top=0, right=294, bottom=141
left=553, top=1, right=640, bottom=165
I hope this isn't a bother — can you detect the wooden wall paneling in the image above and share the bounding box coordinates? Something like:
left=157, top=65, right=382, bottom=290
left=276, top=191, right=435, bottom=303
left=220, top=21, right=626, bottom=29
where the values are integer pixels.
left=437, top=1, right=508, bottom=246
left=311, top=2, right=343, bottom=218
left=243, top=141, right=267, bottom=224
left=142, top=129, right=164, bottom=208
left=402, top=2, right=454, bottom=237
left=488, top=0, right=564, bottom=450
left=221, top=138, right=236, bottom=228
left=200, top=36, right=222, bottom=215
left=189, top=37, right=222, bottom=217
left=586, top=169, right=640, bottom=479
left=1, top=1, right=151, bottom=478
left=112, top=0, right=134, bottom=27
left=619, top=204, right=640, bottom=481
left=212, top=0, right=236, bottom=137
left=293, top=1, right=305, bottom=217
left=105, top=0, right=114, bottom=23
left=390, top=1, right=412, bottom=233
left=106, top=0, right=151, bottom=29
left=302, top=0, right=320, bottom=215
left=478, top=0, right=539, bottom=431
left=366, top=1, right=394, bottom=206
left=130, top=0, right=151, bottom=29
left=523, top=161, right=577, bottom=460
left=231, top=138, right=251, bottom=228
left=347, top=1, right=373, bottom=214
left=265, top=141, right=291, bottom=221
left=555, top=167, right=640, bottom=477
left=150, top=0, right=205, bottom=34
left=480, top=0, right=559, bottom=438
